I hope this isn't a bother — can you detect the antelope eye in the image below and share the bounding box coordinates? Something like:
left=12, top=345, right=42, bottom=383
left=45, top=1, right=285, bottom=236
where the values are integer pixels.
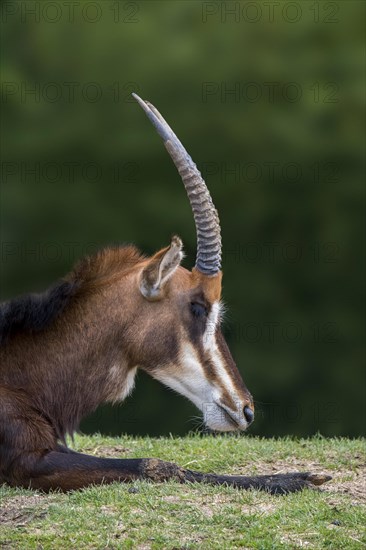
left=190, top=302, right=208, bottom=318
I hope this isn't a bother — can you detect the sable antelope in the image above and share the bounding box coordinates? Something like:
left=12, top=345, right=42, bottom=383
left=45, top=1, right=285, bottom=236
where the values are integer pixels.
left=0, top=94, right=330, bottom=494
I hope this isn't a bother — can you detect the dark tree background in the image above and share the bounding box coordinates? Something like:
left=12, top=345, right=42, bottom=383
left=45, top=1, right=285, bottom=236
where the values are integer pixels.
left=1, top=1, right=364, bottom=437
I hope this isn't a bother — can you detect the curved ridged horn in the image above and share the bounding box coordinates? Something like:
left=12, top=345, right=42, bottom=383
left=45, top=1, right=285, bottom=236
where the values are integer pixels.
left=132, top=93, right=222, bottom=275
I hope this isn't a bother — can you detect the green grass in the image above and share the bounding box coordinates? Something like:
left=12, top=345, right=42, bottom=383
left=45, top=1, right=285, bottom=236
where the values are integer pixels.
left=0, top=435, right=365, bottom=549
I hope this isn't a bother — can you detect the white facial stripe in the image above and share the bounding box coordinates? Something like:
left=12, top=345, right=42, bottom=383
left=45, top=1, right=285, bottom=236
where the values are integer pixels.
left=203, top=302, right=221, bottom=351
left=208, top=339, right=238, bottom=408
left=202, top=302, right=238, bottom=410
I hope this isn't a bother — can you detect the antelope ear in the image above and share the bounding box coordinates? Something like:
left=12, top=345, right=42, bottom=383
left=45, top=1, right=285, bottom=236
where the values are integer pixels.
left=139, top=236, right=184, bottom=300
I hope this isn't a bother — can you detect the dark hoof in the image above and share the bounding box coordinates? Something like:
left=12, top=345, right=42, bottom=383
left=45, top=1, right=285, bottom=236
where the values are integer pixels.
left=262, top=472, right=332, bottom=495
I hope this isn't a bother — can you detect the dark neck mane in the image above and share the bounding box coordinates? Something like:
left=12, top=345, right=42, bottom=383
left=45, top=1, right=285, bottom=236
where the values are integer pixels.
left=0, top=245, right=143, bottom=344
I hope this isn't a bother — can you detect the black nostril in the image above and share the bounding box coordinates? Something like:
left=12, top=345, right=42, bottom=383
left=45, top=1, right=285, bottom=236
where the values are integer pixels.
left=243, top=406, right=254, bottom=424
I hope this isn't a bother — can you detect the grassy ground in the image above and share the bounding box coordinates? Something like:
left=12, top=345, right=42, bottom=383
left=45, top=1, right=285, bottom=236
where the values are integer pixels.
left=0, top=435, right=365, bottom=549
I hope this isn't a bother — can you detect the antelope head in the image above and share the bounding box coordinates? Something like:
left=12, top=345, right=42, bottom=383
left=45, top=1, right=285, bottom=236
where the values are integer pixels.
left=126, top=94, right=254, bottom=432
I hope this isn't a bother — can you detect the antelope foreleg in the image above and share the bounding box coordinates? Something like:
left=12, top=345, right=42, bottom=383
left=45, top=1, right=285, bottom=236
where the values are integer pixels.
left=8, top=451, right=331, bottom=494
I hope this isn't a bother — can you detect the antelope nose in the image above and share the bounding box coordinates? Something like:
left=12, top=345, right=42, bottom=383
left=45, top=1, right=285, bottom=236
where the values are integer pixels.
left=243, top=405, right=254, bottom=425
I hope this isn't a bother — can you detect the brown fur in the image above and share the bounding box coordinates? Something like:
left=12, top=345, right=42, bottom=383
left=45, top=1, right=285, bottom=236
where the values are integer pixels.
left=68, top=245, right=144, bottom=293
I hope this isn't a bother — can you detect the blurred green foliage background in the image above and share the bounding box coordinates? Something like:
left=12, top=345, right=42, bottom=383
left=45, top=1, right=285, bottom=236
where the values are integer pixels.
left=1, top=1, right=365, bottom=437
